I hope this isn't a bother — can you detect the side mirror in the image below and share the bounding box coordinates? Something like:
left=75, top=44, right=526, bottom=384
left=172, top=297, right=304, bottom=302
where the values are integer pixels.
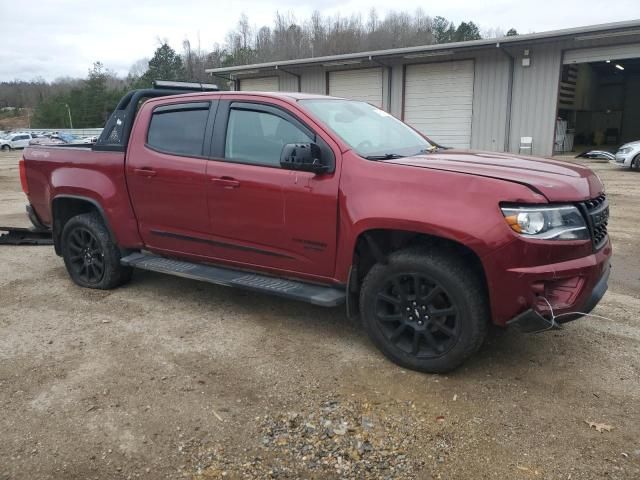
left=280, top=143, right=329, bottom=174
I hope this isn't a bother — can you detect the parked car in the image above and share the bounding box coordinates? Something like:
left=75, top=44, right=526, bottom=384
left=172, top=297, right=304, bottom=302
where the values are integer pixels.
left=614, top=140, right=640, bottom=169
left=28, top=133, right=79, bottom=146
left=1, top=132, right=36, bottom=150
left=20, top=82, right=612, bottom=373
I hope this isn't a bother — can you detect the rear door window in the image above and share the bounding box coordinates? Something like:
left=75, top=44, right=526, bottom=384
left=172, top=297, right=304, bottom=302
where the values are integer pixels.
left=147, top=103, right=210, bottom=157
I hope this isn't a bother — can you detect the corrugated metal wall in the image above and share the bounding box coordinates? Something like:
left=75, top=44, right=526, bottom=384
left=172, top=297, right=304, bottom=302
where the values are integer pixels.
left=302, top=55, right=517, bottom=154
left=300, top=67, right=326, bottom=94
left=230, top=34, right=640, bottom=158
left=508, top=45, right=562, bottom=156
left=470, top=50, right=511, bottom=152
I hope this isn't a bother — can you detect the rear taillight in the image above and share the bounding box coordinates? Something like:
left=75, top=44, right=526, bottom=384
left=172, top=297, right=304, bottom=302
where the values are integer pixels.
left=19, top=157, right=29, bottom=195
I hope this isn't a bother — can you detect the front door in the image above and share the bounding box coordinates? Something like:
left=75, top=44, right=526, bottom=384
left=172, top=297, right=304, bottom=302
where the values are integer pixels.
left=126, top=100, right=215, bottom=258
left=205, top=100, right=340, bottom=278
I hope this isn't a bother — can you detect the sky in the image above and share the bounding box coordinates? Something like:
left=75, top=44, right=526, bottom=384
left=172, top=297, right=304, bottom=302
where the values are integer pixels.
left=1, top=0, right=639, bottom=81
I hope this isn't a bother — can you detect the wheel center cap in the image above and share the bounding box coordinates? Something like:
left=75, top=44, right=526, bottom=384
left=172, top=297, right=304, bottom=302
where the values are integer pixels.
left=413, top=308, right=421, bottom=318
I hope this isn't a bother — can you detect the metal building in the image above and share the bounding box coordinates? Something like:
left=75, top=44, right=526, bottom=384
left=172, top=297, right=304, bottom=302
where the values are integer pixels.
left=207, top=20, right=640, bottom=157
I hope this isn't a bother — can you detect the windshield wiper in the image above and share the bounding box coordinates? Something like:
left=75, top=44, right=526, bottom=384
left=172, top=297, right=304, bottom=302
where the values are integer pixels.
left=364, top=153, right=405, bottom=160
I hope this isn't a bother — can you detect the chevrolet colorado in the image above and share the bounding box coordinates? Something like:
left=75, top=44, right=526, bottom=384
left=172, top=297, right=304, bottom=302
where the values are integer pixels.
left=20, top=81, right=612, bottom=372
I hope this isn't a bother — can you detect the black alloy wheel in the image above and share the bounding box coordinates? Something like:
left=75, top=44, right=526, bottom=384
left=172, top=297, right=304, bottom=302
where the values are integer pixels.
left=66, top=227, right=105, bottom=284
left=375, top=273, right=459, bottom=358
left=360, top=247, right=489, bottom=373
left=61, top=212, right=132, bottom=289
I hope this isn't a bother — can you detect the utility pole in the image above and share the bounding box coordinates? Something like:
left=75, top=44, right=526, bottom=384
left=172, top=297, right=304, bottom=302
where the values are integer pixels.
left=65, top=104, right=73, bottom=129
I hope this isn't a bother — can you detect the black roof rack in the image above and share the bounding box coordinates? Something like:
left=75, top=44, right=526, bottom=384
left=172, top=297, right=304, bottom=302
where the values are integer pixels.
left=152, top=80, right=219, bottom=91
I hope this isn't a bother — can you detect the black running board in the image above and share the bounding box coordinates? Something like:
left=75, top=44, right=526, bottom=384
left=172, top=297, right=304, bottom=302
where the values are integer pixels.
left=0, top=226, right=53, bottom=245
left=121, top=252, right=346, bottom=307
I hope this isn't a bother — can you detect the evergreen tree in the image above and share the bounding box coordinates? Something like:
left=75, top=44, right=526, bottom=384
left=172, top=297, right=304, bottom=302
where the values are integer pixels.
left=136, top=43, right=186, bottom=87
left=455, top=22, right=482, bottom=41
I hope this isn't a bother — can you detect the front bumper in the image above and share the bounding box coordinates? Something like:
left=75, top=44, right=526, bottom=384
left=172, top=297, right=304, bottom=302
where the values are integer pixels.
left=613, top=152, right=633, bottom=166
left=483, top=235, right=612, bottom=327
left=507, top=261, right=610, bottom=332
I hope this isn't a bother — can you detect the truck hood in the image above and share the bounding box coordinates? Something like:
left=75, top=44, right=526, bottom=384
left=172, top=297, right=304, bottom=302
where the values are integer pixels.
left=384, top=150, right=603, bottom=202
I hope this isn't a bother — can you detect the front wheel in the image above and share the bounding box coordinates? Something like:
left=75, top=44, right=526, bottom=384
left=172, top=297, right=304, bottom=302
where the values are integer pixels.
left=360, top=247, right=489, bottom=373
left=1, top=145, right=10, bottom=151
left=631, top=155, right=640, bottom=171
left=61, top=212, right=132, bottom=289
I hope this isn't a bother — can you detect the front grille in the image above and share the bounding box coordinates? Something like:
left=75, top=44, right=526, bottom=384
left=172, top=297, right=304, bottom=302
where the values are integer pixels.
left=580, top=193, right=609, bottom=250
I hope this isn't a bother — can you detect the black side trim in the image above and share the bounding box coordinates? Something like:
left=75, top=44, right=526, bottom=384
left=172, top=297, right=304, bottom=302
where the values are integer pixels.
left=150, top=229, right=295, bottom=260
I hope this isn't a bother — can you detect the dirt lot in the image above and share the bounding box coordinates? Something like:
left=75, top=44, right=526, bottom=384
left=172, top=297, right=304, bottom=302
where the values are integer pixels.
left=1, top=150, right=639, bottom=479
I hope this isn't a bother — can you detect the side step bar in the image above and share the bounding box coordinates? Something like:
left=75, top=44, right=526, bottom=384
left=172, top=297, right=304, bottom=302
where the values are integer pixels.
left=121, top=252, right=346, bottom=307
left=0, top=226, right=53, bottom=245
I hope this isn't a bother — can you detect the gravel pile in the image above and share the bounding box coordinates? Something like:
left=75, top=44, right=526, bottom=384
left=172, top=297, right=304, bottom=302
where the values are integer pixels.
left=192, top=398, right=451, bottom=479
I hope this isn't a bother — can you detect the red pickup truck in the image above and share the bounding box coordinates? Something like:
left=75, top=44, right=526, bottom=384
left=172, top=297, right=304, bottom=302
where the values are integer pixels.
left=20, top=81, right=611, bottom=372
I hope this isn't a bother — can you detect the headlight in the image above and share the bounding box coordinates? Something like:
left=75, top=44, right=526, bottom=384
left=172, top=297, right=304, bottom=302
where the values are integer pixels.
left=501, top=205, right=589, bottom=240
left=617, top=147, right=631, bottom=154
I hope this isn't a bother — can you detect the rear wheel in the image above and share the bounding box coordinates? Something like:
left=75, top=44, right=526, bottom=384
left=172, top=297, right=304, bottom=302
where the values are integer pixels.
left=360, top=247, right=489, bottom=373
left=61, top=212, right=132, bottom=289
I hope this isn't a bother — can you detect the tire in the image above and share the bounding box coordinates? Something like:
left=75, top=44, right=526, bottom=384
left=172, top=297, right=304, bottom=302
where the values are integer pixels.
left=61, top=212, right=132, bottom=289
left=1, top=145, right=10, bottom=151
left=359, top=247, right=489, bottom=373
left=631, top=155, right=640, bottom=171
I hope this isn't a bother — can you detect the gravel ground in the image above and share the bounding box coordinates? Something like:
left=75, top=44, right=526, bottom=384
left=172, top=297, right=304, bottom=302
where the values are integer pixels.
left=1, top=150, right=639, bottom=479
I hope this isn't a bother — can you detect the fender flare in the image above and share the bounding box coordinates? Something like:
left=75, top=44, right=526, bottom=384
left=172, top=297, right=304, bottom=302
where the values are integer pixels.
left=50, top=194, right=118, bottom=252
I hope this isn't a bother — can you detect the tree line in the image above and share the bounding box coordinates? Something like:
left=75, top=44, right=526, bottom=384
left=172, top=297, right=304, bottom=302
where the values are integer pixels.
left=0, top=9, right=519, bottom=128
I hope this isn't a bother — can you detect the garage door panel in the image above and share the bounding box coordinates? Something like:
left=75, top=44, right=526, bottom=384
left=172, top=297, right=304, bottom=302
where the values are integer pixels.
left=329, top=68, right=383, bottom=108
left=564, top=44, right=640, bottom=64
left=404, top=60, right=474, bottom=149
left=405, top=99, right=474, bottom=107
left=239, top=76, right=279, bottom=91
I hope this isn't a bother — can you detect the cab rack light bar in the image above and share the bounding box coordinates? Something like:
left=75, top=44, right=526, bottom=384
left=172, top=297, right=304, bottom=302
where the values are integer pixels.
left=152, top=80, right=219, bottom=91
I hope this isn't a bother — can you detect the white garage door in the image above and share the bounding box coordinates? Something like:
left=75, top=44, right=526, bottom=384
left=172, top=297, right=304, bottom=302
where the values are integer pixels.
left=404, top=60, right=475, bottom=149
left=239, top=76, right=279, bottom=91
left=564, top=43, right=640, bottom=64
left=329, top=68, right=383, bottom=108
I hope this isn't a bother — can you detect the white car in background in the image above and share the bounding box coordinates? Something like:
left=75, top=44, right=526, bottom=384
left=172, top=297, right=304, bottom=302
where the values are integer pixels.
left=0, top=133, right=37, bottom=150
left=614, top=140, right=640, bottom=170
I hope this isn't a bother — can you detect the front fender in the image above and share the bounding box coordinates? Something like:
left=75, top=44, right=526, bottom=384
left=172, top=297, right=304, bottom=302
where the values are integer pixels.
left=334, top=153, right=547, bottom=282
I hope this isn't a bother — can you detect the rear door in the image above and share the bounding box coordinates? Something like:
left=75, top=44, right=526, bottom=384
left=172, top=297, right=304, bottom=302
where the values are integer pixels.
left=205, top=99, right=341, bottom=278
left=126, top=100, right=217, bottom=257
left=12, top=134, right=31, bottom=148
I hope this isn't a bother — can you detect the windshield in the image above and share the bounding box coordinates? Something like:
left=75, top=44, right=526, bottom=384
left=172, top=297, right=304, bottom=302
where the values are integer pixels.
left=300, top=98, right=433, bottom=158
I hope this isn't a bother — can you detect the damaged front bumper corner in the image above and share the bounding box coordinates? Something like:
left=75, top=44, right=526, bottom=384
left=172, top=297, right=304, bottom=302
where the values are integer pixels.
left=507, top=263, right=610, bottom=333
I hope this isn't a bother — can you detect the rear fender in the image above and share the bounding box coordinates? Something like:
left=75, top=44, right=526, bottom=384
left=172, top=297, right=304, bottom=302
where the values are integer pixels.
left=49, top=167, right=142, bottom=251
